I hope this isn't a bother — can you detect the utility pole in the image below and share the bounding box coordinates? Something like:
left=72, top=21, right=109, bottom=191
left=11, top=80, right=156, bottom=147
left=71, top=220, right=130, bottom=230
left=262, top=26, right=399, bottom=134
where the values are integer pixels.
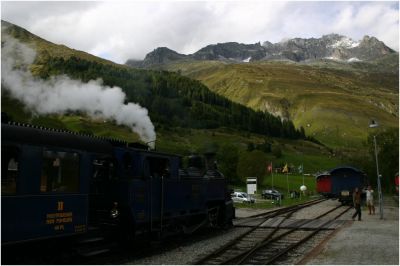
left=370, top=120, right=383, bottom=219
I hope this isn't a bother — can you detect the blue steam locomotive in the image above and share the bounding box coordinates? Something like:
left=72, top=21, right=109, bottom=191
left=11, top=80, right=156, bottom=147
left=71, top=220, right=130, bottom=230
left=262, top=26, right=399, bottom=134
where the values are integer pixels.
left=1, top=121, right=234, bottom=246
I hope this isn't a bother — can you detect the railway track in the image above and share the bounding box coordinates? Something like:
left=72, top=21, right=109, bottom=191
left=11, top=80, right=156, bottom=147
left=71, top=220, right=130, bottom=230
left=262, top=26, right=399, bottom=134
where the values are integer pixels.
left=87, top=199, right=327, bottom=264
left=195, top=199, right=351, bottom=265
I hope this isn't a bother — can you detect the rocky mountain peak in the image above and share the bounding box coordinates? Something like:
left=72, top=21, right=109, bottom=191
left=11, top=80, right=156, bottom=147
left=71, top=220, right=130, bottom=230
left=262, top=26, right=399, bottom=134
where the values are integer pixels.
left=321, top=33, right=346, bottom=41
left=193, top=42, right=266, bottom=61
left=126, top=34, right=397, bottom=67
left=127, top=47, right=188, bottom=68
left=144, top=47, right=186, bottom=61
left=361, top=35, right=379, bottom=43
left=359, top=35, right=391, bottom=49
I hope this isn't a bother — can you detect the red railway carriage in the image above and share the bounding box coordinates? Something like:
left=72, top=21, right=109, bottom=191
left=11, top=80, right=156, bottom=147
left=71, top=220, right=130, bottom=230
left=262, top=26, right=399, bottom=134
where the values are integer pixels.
left=316, top=172, right=332, bottom=198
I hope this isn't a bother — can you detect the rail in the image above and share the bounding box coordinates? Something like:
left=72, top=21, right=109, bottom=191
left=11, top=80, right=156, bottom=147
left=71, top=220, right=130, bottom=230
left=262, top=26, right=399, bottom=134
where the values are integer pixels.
left=194, top=198, right=327, bottom=265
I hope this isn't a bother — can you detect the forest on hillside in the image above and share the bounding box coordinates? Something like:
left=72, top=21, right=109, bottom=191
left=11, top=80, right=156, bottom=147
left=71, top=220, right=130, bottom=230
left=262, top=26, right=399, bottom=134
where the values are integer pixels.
left=36, top=56, right=306, bottom=140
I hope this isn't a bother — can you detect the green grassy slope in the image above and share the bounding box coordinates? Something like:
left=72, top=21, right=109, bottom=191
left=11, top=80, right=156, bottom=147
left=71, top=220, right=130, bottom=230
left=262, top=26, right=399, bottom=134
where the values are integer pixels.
left=161, top=60, right=399, bottom=148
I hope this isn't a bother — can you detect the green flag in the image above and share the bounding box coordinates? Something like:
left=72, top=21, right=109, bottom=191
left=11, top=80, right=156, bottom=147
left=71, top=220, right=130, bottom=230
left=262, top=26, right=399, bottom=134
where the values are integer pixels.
left=298, top=164, right=303, bottom=174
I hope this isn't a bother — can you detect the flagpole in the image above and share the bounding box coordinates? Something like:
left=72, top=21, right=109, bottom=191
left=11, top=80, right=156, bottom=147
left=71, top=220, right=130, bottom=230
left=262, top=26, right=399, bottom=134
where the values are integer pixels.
left=301, top=163, right=303, bottom=200
left=283, top=163, right=289, bottom=196
left=271, top=162, right=274, bottom=189
left=286, top=172, right=289, bottom=195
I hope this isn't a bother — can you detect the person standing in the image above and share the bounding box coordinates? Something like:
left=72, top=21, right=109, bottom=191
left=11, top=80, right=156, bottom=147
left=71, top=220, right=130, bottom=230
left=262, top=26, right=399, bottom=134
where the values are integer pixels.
left=366, top=185, right=375, bottom=215
left=352, top=187, right=362, bottom=221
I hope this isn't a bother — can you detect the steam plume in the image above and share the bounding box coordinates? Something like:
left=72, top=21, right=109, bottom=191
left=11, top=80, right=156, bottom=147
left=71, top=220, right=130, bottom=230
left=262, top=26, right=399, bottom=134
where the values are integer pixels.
left=1, top=35, right=156, bottom=147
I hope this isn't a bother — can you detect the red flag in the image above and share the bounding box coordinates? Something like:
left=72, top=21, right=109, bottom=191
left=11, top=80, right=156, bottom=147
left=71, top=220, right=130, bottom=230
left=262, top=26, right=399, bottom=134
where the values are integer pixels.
left=267, top=162, right=272, bottom=173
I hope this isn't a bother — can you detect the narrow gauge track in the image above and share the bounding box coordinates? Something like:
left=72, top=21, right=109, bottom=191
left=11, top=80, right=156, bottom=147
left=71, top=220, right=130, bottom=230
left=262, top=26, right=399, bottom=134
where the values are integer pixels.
left=195, top=200, right=351, bottom=265
left=194, top=198, right=326, bottom=265
left=81, top=226, right=232, bottom=265
left=85, top=199, right=327, bottom=264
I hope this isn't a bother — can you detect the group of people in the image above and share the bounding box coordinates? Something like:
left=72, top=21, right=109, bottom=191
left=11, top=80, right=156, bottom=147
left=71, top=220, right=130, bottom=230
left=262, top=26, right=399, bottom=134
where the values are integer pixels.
left=352, top=185, right=375, bottom=221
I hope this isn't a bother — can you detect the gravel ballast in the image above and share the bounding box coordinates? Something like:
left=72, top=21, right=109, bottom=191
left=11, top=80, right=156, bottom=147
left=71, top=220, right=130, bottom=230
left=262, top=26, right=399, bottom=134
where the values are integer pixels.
left=125, top=227, right=249, bottom=265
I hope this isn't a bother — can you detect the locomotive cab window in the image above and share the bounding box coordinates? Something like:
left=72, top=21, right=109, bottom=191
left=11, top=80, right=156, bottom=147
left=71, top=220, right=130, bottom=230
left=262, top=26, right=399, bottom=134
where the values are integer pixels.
left=91, top=158, right=115, bottom=193
left=92, top=158, right=114, bottom=181
left=144, top=157, right=171, bottom=179
left=1, top=145, right=20, bottom=195
left=41, top=150, right=79, bottom=193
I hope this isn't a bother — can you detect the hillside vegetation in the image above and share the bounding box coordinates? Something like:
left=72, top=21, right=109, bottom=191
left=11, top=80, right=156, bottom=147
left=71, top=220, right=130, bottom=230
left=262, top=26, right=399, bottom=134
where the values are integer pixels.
left=160, top=59, right=398, bottom=148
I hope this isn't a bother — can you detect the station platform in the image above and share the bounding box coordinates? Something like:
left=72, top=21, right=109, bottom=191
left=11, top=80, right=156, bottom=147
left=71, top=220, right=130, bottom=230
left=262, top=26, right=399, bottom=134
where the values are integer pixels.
left=302, top=197, right=399, bottom=265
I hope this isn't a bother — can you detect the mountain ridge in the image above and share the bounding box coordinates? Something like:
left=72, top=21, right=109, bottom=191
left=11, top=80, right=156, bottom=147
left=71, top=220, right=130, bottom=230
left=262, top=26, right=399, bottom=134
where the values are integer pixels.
left=126, top=34, right=396, bottom=68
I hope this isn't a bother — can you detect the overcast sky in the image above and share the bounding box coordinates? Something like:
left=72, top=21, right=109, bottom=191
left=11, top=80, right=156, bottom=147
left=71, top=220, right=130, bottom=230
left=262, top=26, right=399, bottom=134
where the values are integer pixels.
left=2, top=1, right=399, bottom=64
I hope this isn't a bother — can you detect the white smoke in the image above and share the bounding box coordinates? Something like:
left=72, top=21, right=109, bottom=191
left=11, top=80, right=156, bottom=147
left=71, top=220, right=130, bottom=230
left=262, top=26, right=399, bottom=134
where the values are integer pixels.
left=1, top=35, right=156, bottom=147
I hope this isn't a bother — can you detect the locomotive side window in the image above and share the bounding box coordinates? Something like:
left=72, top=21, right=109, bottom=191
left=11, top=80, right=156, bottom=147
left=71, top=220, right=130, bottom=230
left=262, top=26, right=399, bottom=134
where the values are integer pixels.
left=40, top=150, right=80, bottom=193
left=91, top=158, right=114, bottom=193
left=1, top=146, right=20, bottom=195
left=144, top=157, right=170, bottom=178
left=93, top=159, right=114, bottom=181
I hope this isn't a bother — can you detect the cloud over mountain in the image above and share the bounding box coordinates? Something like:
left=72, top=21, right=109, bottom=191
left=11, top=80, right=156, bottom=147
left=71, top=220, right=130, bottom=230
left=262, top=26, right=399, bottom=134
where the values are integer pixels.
left=2, top=1, right=398, bottom=64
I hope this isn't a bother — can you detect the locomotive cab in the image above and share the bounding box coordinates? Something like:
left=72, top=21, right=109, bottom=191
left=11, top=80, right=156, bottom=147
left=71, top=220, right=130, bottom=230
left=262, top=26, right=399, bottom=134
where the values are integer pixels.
left=1, top=122, right=114, bottom=245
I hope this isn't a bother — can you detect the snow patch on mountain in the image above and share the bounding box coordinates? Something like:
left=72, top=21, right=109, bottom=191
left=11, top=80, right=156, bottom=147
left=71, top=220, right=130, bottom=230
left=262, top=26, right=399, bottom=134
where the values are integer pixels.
left=324, top=56, right=341, bottom=61
left=330, top=37, right=360, bottom=49
left=243, top=57, right=251, bottom=63
left=347, top=57, right=362, bottom=62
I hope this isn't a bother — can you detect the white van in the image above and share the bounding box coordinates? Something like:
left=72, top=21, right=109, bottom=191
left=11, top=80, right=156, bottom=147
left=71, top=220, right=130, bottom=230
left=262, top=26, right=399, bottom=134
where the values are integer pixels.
left=231, top=192, right=255, bottom=203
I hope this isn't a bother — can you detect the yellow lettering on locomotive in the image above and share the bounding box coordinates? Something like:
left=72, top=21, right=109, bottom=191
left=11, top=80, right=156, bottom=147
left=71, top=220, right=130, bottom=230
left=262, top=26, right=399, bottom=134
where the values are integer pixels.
left=56, top=217, right=73, bottom=224
left=46, top=212, right=73, bottom=226
left=57, top=201, right=64, bottom=211
left=54, top=224, right=65, bottom=231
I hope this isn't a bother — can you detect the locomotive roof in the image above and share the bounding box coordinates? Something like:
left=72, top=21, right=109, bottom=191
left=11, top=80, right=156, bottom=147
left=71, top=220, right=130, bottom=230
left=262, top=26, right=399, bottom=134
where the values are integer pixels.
left=2, top=122, right=114, bottom=154
left=2, top=122, right=182, bottom=159
left=113, top=145, right=182, bottom=159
